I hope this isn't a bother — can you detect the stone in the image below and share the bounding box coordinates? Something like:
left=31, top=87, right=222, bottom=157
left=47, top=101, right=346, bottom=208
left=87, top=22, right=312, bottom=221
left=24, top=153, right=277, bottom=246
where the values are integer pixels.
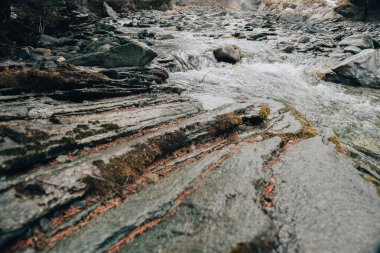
left=56, top=56, right=66, bottom=63
left=157, top=34, right=175, bottom=40
left=334, top=0, right=365, bottom=20
left=327, top=49, right=380, bottom=88
left=343, top=45, right=362, bottom=54
left=38, top=35, right=77, bottom=48
left=281, top=45, right=296, bottom=53
left=103, top=2, right=119, bottom=18
left=56, top=155, right=69, bottom=163
left=298, top=35, right=310, bottom=43
left=247, top=33, right=267, bottom=41
left=67, top=41, right=157, bottom=68
left=34, top=48, right=52, bottom=56
left=20, top=47, right=33, bottom=59
left=338, top=34, right=374, bottom=49
left=273, top=137, right=380, bottom=253
left=39, top=217, right=51, bottom=232
left=72, top=200, right=87, bottom=209
left=213, top=45, right=242, bottom=64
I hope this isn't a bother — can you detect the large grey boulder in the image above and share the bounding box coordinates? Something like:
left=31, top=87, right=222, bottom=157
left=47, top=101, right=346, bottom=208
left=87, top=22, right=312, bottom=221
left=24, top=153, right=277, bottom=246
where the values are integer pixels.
left=213, top=45, right=242, bottom=64
left=67, top=41, right=157, bottom=68
left=326, top=49, right=380, bottom=88
left=338, top=34, right=374, bottom=49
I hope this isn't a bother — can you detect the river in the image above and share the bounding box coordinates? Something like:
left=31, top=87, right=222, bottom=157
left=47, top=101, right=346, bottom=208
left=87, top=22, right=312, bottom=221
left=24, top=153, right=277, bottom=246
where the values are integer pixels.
left=118, top=8, right=380, bottom=172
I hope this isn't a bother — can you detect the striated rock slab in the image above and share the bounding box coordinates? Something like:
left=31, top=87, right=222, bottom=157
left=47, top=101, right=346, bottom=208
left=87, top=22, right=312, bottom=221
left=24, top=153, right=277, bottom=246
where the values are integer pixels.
left=0, top=94, right=201, bottom=174
left=273, top=137, right=380, bottom=253
left=0, top=100, right=276, bottom=247
left=49, top=137, right=282, bottom=253
left=118, top=138, right=282, bottom=253
left=49, top=147, right=231, bottom=253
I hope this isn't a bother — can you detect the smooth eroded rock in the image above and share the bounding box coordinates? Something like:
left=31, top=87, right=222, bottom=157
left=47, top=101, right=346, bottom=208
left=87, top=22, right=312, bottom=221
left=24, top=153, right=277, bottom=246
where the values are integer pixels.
left=338, top=34, right=374, bottom=49
left=67, top=41, right=157, bottom=68
left=273, top=137, right=380, bottom=253
left=326, top=49, right=380, bottom=88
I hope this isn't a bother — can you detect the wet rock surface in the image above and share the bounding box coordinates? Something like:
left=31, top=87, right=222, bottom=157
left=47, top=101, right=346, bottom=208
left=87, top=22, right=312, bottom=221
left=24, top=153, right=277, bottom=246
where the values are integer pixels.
left=67, top=41, right=158, bottom=68
left=213, top=45, right=242, bottom=64
left=273, top=137, right=380, bottom=253
left=0, top=1, right=379, bottom=253
left=326, top=49, right=380, bottom=88
left=118, top=138, right=282, bottom=253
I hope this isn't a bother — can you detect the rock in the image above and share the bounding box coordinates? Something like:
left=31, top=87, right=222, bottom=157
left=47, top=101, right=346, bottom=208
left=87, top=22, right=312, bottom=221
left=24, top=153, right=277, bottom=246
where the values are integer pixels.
left=279, top=9, right=306, bottom=23
left=72, top=200, right=87, bottom=209
left=247, top=33, right=267, bottom=41
left=82, top=37, right=127, bottom=53
left=118, top=138, right=282, bottom=253
left=138, top=29, right=156, bottom=39
left=283, top=45, right=296, bottom=53
left=343, top=45, right=362, bottom=54
left=157, top=34, right=175, bottom=40
left=334, top=0, right=365, bottom=20
left=273, top=137, right=380, bottom=253
left=338, top=34, right=374, bottom=49
left=326, top=49, right=380, bottom=88
left=39, top=217, right=51, bottom=232
left=34, top=48, right=52, bottom=56
left=38, top=35, right=77, bottom=48
left=298, top=35, right=310, bottom=43
left=103, top=2, right=119, bottom=18
left=213, top=45, right=242, bottom=64
left=30, top=53, right=44, bottom=61
left=20, top=47, right=33, bottom=59
left=67, top=41, right=157, bottom=68
left=56, top=56, right=66, bottom=63
left=56, top=155, right=69, bottom=163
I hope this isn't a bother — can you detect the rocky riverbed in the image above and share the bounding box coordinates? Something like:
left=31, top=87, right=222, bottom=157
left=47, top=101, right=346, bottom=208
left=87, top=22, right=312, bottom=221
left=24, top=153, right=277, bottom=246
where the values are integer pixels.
left=0, top=1, right=379, bottom=253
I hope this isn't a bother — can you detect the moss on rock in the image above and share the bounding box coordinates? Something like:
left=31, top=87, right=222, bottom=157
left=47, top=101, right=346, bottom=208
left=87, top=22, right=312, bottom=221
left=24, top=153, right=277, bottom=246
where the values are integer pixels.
left=0, top=69, right=109, bottom=91
left=211, top=113, right=243, bottom=136
left=87, top=130, right=188, bottom=195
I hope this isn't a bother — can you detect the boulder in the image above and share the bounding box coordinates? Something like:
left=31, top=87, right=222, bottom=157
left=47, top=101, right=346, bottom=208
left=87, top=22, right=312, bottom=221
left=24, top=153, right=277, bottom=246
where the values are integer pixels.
left=213, top=45, right=242, bottom=64
left=334, top=0, right=365, bottom=20
left=325, top=49, right=380, bottom=88
left=103, top=2, right=119, bottom=18
left=338, top=34, right=374, bottom=49
left=67, top=41, right=157, bottom=68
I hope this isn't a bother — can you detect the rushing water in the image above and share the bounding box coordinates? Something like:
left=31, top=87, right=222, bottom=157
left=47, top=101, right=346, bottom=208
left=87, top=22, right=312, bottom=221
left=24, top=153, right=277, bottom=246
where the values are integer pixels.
left=119, top=10, right=380, bottom=170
